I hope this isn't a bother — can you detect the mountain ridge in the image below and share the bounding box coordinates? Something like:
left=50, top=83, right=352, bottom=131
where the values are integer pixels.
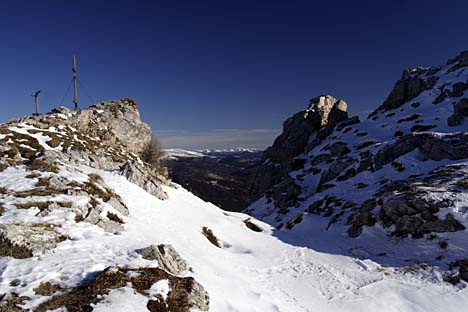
left=248, top=51, right=468, bottom=274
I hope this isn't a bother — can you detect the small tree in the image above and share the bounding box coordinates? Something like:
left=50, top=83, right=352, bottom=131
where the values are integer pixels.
left=141, top=137, right=168, bottom=178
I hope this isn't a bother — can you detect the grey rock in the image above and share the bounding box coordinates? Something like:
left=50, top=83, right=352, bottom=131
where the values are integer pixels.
left=448, top=50, right=468, bottom=72
left=318, top=157, right=355, bottom=186
left=137, top=244, right=189, bottom=275
left=250, top=95, right=348, bottom=201
left=454, top=98, right=468, bottom=116
left=336, top=116, right=360, bottom=131
left=459, top=260, right=468, bottom=282
left=188, top=278, right=210, bottom=311
left=263, top=95, right=348, bottom=164
left=323, top=142, right=350, bottom=157
left=50, top=106, right=72, bottom=114
left=374, top=132, right=468, bottom=169
left=121, top=160, right=168, bottom=200
left=418, top=213, right=465, bottom=233
left=0, top=223, right=65, bottom=257
left=82, top=207, right=123, bottom=234
left=448, top=112, right=464, bottom=126
left=448, top=81, right=468, bottom=98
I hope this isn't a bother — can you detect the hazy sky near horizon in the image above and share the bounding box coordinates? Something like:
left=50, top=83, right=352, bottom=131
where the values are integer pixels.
left=0, top=0, right=467, bottom=150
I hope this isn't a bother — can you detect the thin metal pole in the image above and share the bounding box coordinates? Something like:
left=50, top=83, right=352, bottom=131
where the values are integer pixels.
left=32, top=90, right=40, bottom=116
left=72, top=54, right=78, bottom=109
left=34, top=95, right=39, bottom=115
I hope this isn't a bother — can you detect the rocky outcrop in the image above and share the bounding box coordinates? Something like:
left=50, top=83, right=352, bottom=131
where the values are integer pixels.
left=250, top=95, right=352, bottom=205
left=137, top=244, right=190, bottom=275
left=6, top=98, right=152, bottom=170
left=263, top=95, right=348, bottom=164
left=0, top=224, right=66, bottom=258
left=121, top=160, right=168, bottom=200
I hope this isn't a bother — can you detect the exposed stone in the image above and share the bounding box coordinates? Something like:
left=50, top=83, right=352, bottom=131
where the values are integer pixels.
left=374, top=132, right=468, bottom=169
left=0, top=224, right=66, bottom=258
left=459, top=259, right=468, bottom=282
left=336, top=116, right=360, bottom=131
left=137, top=244, right=189, bottom=275
left=263, top=95, right=348, bottom=164
left=454, top=98, right=468, bottom=116
left=250, top=95, right=348, bottom=203
left=418, top=213, right=465, bottom=233
left=318, top=157, right=355, bottom=186
left=448, top=113, right=464, bottom=126
left=121, top=160, right=168, bottom=200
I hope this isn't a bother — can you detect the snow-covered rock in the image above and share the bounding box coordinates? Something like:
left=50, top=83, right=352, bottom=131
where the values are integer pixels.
left=137, top=244, right=190, bottom=275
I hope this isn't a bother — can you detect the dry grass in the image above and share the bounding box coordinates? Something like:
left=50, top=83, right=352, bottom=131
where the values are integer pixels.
left=107, top=212, right=124, bottom=224
left=74, top=214, right=84, bottom=223
left=14, top=188, right=66, bottom=198
left=46, top=137, right=61, bottom=148
left=82, top=182, right=116, bottom=202
left=56, top=201, right=73, bottom=208
left=141, top=137, right=167, bottom=178
left=33, top=282, right=62, bottom=296
left=0, top=234, right=33, bottom=259
left=202, top=226, right=221, bottom=248
left=25, top=173, right=41, bottom=179
left=27, top=159, right=60, bottom=173
left=35, top=267, right=202, bottom=312
left=88, top=173, right=102, bottom=184
left=243, top=218, right=263, bottom=232
left=15, top=201, right=50, bottom=211
left=0, top=292, right=30, bottom=312
left=0, top=186, right=9, bottom=194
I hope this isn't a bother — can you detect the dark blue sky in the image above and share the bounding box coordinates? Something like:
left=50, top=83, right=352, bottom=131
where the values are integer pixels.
left=0, top=0, right=467, bottom=149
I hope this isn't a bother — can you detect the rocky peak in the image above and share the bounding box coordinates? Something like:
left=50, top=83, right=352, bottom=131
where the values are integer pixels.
left=263, top=95, right=348, bottom=164
left=249, top=95, right=350, bottom=202
left=5, top=98, right=151, bottom=169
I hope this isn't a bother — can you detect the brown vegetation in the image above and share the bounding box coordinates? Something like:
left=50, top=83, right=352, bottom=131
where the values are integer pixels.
left=141, top=137, right=168, bottom=178
left=26, top=159, right=60, bottom=173
left=243, top=218, right=263, bottom=232
left=202, top=227, right=221, bottom=248
left=33, top=282, right=62, bottom=296
left=15, top=201, right=50, bottom=211
left=106, top=212, right=124, bottom=224
left=35, top=267, right=204, bottom=312
left=0, top=234, right=33, bottom=259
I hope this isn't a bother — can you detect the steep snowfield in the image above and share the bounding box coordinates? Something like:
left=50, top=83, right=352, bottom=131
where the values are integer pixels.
left=1, top=164, right=467, bottom=311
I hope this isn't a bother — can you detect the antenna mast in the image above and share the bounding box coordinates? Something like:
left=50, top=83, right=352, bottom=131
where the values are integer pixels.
left=72, top=54, right=78, bottom=109
left=32, top=90, right=41, bottom=116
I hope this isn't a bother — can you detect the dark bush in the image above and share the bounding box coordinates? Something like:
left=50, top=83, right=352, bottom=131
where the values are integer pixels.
left=141, top=137, right=168, bottom=178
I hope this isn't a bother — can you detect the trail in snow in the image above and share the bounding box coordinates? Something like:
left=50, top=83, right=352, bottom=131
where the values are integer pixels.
left=1, top=166, right=467, bottom=311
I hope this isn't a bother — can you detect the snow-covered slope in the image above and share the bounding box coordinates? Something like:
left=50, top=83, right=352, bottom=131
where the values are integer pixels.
left=248, top=51, right=468, bottom=276
left=1, top=163, right=468, bottom=312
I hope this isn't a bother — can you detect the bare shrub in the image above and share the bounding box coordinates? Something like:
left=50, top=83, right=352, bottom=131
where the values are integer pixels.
left=141, top=137, right=168, bottom=178
left=107, top=212, right=124, bottom=224
left=202, top=227, right=220, bottom=248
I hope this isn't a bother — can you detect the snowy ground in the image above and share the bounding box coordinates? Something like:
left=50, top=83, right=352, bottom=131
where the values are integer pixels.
left=1, top=165, right=467, bottom=311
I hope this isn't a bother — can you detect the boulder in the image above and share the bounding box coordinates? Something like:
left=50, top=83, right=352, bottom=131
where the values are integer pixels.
left=121, top=160, right=168, bottom=200
left=137, top=244, right=189, bottom=275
